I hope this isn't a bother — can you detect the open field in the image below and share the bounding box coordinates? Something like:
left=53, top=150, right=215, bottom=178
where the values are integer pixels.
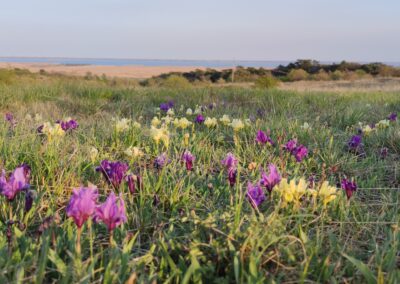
left=0, top=74, right=399, bottom=283
left=280, top=78, right=400, bottom=93
left=0, top=62, right=218, bottom=79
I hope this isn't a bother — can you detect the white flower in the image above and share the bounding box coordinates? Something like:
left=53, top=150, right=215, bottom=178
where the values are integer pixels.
left=173, top=117, right=192, bottom=129
left=362, top=124, right=374, bottom=135
left=151, top=117, right=161, bottom=127
left=162, top=116, right=173, bottom=125
left=167, top=108, right=175, bottom=116
left=376, top=119, right=390, bottom=129
left=90, top=147, right=99, bottom=162
left=229, top=119, right=245, bottom=131
left=186, top=108, right=193, bottom=115
left=301, top=122, right=311, bottom=130
left=132, top=121, right=141, bottom=128
left=204, top=117, right=217, bottom=128
left=125, top=146, right=144, bottom=158
left=35, top=113, right=43, bottom=122
left=41, top=122, right=65, bottom=140
left=115, top=118, right=131, bottom=132
left=194, top=105, right=202, bottom=114
left=220, top=115, right=231, bottom=125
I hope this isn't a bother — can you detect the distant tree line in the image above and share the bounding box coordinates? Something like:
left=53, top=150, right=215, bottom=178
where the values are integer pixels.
left=141, top=60, right=400, bottom=87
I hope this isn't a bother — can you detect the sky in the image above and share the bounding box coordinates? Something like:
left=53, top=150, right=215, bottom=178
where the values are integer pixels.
left=1, top=0, right=399, bottom=62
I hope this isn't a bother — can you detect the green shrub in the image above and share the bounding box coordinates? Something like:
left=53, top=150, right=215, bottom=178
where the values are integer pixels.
left=377, top=65, right=398, bottom=77
left=160, top=75, right=191, bottom=89
left=0, top=69, right=16, bottom=85
left=254, top=76, right=280, bottom=89
left=330, top=70, right=344, bottom=80
left=312, top=70, right=330, bottom=81
left=287, top=69, right=309, bottom=81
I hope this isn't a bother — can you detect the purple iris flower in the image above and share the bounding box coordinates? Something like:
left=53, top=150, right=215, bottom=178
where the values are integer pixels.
left=37, top=124, right=44, bottom=134
left=195, top=114, right=205, bottom=124
left=4, top=113, right=16, bottom=128
left=96, top=160, right=129, bottom=189
left=160, top=101, right=174, bottom=112
left=257, top=109, right=266, bottom=118
left=57, top=119, right=79, bottom=131
left=167, top=101, right=174, bottom=108
left=94, top=192, right=127, bottom=232
left=308, top=175, right=316, bottom=189
left=341, top=179, right=357, bottom=200
left=292, top=145, right=308, bottom=162
left=221, top=152, right=238, bottom=170
left=256, top=130, right=274, bottom=146
left=5, top=113, right=13, bottom=122
left=221, top=153, right=238, bottom=186
left=25, top=190, right=36, bottom=213
left=380, top=147, right=388, bottom=159
left=284, top=139, right=308, bottom=162
left=348, top=135, right=362, bottom=150
left=66, top=185, right=98, bottom=228
left=246, top=182, right=266, bottom=208
left=154, top=153, right=171, bottom=169
left=284, top=139, right=298, bottom=152
left=153, top=194, right=160, bottom=207
left=0, top=165, right=31, bottom=201
left=159, top=103, right=169, bottom=112
left=126, top=174, right=142, bottom=194
left=228, top=169, right=237, bottom=187
left=182, top=150, right=195, bottom=171
left=388, top=112, right=397, bottom=122
left=126, top=174, right=136, bottom=194
left=259, top=164, right=281, bottom=193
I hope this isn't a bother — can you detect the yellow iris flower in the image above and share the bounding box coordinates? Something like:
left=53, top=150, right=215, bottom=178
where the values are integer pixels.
left=150, top=126, right=169, bottom=148
left=229, top=119, right=245, bottom=132
left=318, top=181, right=337, bottom=207
left=276, top=178, right=307, bottom=207
left=173, top=118, right=192, bottom=129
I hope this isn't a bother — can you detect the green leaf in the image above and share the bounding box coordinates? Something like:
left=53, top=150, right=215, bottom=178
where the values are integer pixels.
left=342, top=253, right=376, bottom=284
left=35, top=233, right=50, bottom=284
left=234, top=252, right=240, bottom=283
left=48, top=249, right=67, bottom=276
left=14, top=266, right=24, bottom=284
left=122, top=231, right=138, bottom=254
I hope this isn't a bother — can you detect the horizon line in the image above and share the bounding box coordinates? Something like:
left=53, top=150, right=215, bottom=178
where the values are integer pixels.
left=0, top=55, right=398, bottom=64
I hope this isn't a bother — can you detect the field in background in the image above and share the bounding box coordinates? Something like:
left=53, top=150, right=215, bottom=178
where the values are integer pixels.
left=281, top=78, right=400, bottom=93
left=0, top=72, right=399, bottom=283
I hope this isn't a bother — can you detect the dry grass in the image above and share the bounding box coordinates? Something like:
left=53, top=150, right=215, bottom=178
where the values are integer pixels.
left=279, top=78, right=400, bottom=93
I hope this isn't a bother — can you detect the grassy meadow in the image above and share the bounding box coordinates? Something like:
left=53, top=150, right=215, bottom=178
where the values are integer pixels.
left=0, top=72, right=399, bottom=283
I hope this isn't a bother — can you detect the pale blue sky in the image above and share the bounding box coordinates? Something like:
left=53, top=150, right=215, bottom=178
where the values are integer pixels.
left=1, top=0, right=399, bottom=61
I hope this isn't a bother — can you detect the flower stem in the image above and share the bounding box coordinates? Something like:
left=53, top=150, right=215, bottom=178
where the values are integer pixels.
left=9, top=205, right=13, bottom=221
left=109, top=231, right=114, bottom=247
left=76, top=227, right=82, bottom=255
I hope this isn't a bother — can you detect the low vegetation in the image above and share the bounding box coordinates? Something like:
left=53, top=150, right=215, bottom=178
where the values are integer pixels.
left=0, top=71, right=399, bottom=283
left=141, top=60, right=400, bottom=88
